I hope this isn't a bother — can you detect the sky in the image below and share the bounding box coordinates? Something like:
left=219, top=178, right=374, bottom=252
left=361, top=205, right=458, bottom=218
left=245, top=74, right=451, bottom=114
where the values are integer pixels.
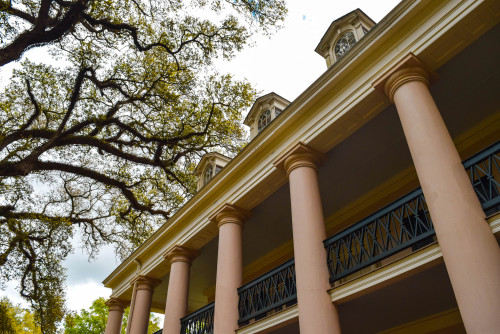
left=1, top=0, right=402, bottom=321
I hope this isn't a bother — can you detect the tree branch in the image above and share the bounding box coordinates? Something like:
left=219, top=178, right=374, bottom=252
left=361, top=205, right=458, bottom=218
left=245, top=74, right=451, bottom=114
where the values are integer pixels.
left=33, top=161, right=171, bottom=218
left=0, top=1, right=37, bottom=23
left=0, top=0, right=89, bottom=66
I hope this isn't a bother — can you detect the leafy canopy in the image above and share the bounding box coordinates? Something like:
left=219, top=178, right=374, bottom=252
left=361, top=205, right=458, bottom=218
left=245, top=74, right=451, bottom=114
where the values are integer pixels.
left=0, top=296, right=41, bottom=334
left=0, top=0, right=286, bottom=332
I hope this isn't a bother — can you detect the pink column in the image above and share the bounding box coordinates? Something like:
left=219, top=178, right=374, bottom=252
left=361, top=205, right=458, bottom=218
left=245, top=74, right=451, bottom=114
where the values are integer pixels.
left=275, top=143, right=341, bottom=334
left=384, top=63, right=500, bottom=333
left=163, top=246, right=198, bottom=334
left=105, top=298, right=127, bottom=334
left=212, top=204, right=251, bottom=334
left=126, top=276, right=161, bottom=334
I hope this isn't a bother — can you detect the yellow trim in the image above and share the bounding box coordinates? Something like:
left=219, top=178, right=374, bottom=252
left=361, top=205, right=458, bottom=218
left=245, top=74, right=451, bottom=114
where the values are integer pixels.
left=328, top=217, right=499, bottom=303
left=453, top=111, right=500, bottom=158
left=378, top=308, right=463, bottom=334
left=242, top=241, right=294, bottom=283
left=329, top=243, right=443, bottom=303
left=324, top=111, right=500, bottom=236
left=236, top=304, right=298, bottom=334
left=204, top=241, right=294, bottom=302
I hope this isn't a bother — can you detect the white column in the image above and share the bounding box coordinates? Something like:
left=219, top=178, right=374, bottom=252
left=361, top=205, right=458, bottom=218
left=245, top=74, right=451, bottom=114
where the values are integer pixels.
left=104, top=298, right=127, bottom=334
left=382, top=59, right=500, bottom=333
left=163, top=246, right=198, bottom=334
left=212, top=204, right=251, bottom=334
left=275, top=143, right=341, bottom=334
left=126, top=276, right=161, bottom=334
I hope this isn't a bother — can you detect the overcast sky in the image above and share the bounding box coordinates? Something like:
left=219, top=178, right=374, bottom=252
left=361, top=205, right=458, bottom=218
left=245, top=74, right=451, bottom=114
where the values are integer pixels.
left=1, top=0, right=402, bottom=318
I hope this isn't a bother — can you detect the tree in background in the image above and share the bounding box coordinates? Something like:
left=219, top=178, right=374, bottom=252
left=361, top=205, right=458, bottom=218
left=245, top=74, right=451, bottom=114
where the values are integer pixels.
left=0, top=297, right=17, bottom=334
left=63, top=297, right=160, bottom=334
left=0, top=296, right=41, bottom=334
left=0, top=0, right=286, bottom=331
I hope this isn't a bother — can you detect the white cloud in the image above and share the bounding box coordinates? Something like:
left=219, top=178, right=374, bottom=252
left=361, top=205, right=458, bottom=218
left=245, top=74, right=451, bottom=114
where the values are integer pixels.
left=64, top=244, right=120, bottom=286
left=65, top=281, right=111, bottom=312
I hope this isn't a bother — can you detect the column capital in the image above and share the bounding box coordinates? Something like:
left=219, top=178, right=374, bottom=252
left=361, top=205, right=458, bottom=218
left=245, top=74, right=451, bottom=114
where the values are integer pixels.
left=274, top=142, right=326, bottom=176
left=211, top=203, right=252, bottom=229
left=164, top=245, right=198, bottom=265
left=105, top=298, right=128, bottom=312
left=131, top=275, right=161, bottom=292
left=372, top=53, right=437, bottom=102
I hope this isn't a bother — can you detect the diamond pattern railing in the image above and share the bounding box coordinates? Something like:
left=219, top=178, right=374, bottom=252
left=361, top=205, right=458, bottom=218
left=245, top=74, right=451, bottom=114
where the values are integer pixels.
left=324, top=140, right=500, bottom=283
left=179, top=302, right=214, bottom=334
left=148, top=143, right=500, bottom=333
left=237, top=259, right=296, bottom=324
left=464, top=141, right=500, bottom=215
left=324, top=188, right=433, bottom=283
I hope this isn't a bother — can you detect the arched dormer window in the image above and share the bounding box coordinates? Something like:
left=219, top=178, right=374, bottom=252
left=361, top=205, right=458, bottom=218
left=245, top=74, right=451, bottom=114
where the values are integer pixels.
left=334, top=31, right=356, bottom=60
left=204, top=165, right=213, bottom=185
left=257, top=109, right=271, bottom=133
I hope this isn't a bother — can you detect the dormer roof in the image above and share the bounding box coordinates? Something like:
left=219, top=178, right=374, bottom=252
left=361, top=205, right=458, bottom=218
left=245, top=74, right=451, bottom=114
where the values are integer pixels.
left=194, top=152, right=232, bottom=191
left=194, top=152, right=231, bottom=175
left=315, top=9, right=376, bottom=58
left=243, top=92, right=291, bottom=126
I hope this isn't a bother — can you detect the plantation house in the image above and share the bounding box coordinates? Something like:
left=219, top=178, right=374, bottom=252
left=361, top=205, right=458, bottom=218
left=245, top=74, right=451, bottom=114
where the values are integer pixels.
left=102, top=1, right=500, bottom=333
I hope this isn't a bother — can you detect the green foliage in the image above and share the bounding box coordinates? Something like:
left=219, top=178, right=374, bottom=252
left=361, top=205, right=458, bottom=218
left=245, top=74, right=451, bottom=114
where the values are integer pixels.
left=0, top=0, right=286, bottom=332
left=0, top=296, right=41, bottom=334
left=0, top=297, right=17, bottom=334
left=63, top=297, right=160, bottom=334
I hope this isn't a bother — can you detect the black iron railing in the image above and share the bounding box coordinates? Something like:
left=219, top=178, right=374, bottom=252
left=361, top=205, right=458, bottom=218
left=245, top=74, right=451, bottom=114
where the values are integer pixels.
left=180, top=302, right=214, bottom=334
left=238, top=259, right=296, bottom=324
left=324, top=140, right=500, bottom=283
left=324, top=188, right=433, bottom=283
left=464, top=141, right=500, bottom=215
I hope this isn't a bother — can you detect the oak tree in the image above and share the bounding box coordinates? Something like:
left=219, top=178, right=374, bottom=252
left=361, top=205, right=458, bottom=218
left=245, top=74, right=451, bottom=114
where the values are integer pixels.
left=0, top=0, right=286, bottom=331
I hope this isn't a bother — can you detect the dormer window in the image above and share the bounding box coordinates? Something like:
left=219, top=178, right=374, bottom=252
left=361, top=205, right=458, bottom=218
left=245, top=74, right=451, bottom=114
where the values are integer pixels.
left=244, top=92, right=290, bottom=140
left=314, top=9, right=375, bottom=68
left=257, top=109, right=272, bottom=133
left=195, top=152, right=231, bottom=191
left=204, top=165, right=213, bottom=185
left=334, top=31, right=356, bottom=60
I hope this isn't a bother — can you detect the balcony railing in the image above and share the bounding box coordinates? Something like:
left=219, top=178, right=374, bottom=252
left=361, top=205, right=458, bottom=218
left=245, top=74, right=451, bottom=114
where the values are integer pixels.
left=464, top=141, right=500, bottom=215
left=166, top=142, right=499, bottom=333
left=179, top=302, right=214, bottom=334
left=323, top=188, right=433, bottom=283
left=324, top=140, right=500, bottom=283
left=238, top=259, right=296, bottom=324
